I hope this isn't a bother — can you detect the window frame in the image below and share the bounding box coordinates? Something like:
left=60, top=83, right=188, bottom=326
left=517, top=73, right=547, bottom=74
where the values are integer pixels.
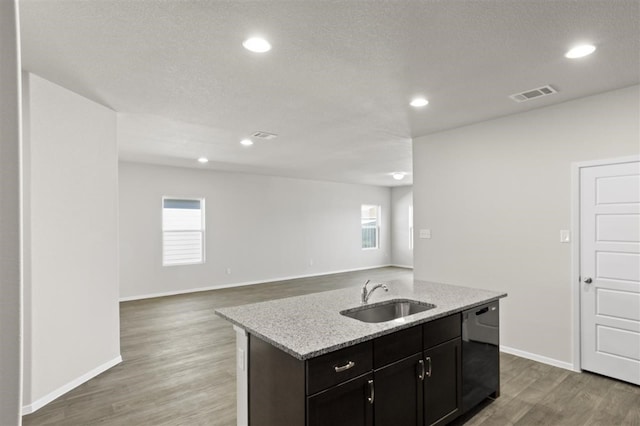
left=161, top=196, right=206, bottom=266
left=409, top=205, right=414, bottom=250
left=361, top=204, right=381, bottom=250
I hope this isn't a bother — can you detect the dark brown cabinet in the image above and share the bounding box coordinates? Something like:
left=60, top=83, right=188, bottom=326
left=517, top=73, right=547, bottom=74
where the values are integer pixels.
left=372, top=325, right=424, bottom=426
left=422, top=314, right=462, bottom=426
left=374, top=353, right=424, bottom=426
left=305, top=341, right=374, bottom=426
left=307, top=373, right=373, bottom=426
left=424, top=338, right=462, bottom=426
left=249, top=311, right=484, bottom=426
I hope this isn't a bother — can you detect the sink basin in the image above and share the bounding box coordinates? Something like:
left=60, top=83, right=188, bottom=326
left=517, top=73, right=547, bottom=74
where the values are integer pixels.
left=340, top=299, right=436, bottom=323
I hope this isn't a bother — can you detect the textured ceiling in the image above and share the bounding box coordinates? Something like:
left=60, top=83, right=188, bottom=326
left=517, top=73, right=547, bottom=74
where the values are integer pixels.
left=19, top=0, right=640, bottom=186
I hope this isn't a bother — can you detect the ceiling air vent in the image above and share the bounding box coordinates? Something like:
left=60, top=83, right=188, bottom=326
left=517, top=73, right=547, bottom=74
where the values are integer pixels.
left=251, top=131, right=278, bottom=140
left=509, top=85, right=557, bottom=103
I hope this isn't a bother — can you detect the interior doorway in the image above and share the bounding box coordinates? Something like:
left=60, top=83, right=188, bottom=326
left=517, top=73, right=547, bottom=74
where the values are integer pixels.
left=573, top=156, right=640, bottom=385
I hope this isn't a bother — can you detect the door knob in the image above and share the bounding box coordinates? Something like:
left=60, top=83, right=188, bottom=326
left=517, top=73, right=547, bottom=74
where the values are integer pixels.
left=584, top=277, right=593, bottom=284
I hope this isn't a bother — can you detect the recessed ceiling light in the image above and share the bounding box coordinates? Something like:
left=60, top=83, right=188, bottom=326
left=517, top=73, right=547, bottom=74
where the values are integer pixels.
left=240, top=139, right=254, bottom=147
left=197, top=157, right=209, bottom=164
left=410, top=97, right=429, bottom=107
left=392, top=172, right=406, bottom=180
left=565, top=44, right=596, bottom=59
left=243, top=37, right=271, bottom=53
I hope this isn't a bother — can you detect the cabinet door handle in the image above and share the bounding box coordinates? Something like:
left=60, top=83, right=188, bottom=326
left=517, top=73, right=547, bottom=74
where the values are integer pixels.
left=367, top=379, right=375, bottom=405
left=334, top=360, right=355, bottom=373
left=425, top=356, right=432, bottom=378
left=418, top=359, right=425, bottom=380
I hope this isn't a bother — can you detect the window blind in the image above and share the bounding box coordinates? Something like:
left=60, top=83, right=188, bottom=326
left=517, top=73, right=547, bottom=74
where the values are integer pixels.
left=162, top=198, right=204, bottom=266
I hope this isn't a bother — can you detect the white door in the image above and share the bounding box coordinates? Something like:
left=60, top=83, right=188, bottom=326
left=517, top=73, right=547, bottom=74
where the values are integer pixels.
left=580, top=160, right=640, bottom=385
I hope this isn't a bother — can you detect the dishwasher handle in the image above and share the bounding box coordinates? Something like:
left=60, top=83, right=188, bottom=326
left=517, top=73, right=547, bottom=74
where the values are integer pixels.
left=475, top=307, right=489, bottom=316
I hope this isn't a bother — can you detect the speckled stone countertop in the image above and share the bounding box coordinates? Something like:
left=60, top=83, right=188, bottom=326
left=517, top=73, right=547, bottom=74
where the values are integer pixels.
left=215, top=279, right=506, bottom=360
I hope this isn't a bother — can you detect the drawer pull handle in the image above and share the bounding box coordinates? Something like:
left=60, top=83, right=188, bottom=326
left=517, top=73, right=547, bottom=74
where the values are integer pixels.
left=367, top=379, right=375, bottom=404
left=334, top=361, right=355, bottom=373
left=418, top=359, right=425, bottom=380
left=426, top=356, right=432, bottom=378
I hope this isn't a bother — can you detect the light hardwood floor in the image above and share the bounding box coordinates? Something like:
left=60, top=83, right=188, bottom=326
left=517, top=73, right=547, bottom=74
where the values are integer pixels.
left=23, top=267, right=640, bottom=425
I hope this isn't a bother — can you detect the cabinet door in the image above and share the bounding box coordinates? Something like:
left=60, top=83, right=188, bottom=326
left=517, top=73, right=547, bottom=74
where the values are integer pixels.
left=374, top=353, right=423, bottom=426
left=424, top=338, right=461, bottom=426
left=307, top=373, right=373, bottom=426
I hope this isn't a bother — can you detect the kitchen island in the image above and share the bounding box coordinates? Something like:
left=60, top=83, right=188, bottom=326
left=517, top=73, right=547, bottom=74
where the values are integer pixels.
left=216, top=279, right=506, bottom=426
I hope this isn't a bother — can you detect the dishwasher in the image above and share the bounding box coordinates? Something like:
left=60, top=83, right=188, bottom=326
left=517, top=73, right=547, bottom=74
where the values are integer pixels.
left=461, top=301, right=500, bottom=413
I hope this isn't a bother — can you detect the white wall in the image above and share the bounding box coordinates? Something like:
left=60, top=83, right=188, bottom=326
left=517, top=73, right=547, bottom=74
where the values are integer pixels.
left=22, top=73, right=121, bottom=412
left=0, top=1, right=22, bottom=423
left=390, top=186, right=413, bottom=268
left=413, top=85, right=640, bottom=367
left=119, top=162, right=391, bottom=299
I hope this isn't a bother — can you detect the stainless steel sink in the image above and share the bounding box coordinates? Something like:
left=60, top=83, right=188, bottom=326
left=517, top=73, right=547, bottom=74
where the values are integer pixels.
left=340, top=299, right=436, bottom=323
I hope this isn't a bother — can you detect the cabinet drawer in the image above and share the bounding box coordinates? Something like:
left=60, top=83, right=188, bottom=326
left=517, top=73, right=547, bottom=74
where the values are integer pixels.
left=306, top=341, right=372, bottom=395
left=373, top=325, right=422, bottom=369
left=423, top=314, right=461, bottom=349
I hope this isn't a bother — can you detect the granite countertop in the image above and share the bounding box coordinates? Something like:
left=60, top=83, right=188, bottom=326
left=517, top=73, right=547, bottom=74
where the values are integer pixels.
left=215, top=279, right=507, bottom=360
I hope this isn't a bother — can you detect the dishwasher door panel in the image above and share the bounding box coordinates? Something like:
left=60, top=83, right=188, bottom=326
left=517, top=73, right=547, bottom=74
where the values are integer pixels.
left=461, top=302, right=500, bottom=413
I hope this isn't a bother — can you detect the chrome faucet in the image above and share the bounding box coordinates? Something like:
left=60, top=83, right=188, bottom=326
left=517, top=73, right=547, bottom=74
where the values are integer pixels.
left=361, top=279, right=388, bottom=304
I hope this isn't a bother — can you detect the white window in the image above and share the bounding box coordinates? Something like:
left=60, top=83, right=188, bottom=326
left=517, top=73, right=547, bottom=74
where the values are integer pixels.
left=162, top=198, right=205, bottom=266
left=361, top=204, right=380, bottom=249
left=409, top=205, right=414, bottom=250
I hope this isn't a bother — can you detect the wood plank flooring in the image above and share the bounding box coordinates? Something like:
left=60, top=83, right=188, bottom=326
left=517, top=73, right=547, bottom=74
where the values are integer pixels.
left=23, top=267, right=640, bottom=425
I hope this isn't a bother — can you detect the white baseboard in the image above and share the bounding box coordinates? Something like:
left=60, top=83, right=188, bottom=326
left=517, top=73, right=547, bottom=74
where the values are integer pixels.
left=22, top=355, right=122, bottom=415
left=120, top=264, right=396, bottom=302
left=500, top=345, right=578, bottom=372
left=390, top=264, right=413, bottom=269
